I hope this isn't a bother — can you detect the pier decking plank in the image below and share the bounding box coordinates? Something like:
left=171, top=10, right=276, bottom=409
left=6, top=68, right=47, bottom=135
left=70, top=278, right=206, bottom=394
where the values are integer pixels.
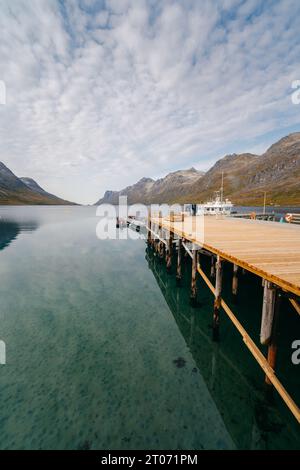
left=151, top=216, right=300, bottom=297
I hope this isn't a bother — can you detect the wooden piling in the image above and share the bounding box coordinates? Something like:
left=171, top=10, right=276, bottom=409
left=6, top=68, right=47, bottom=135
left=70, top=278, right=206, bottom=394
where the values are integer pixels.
left=213, top=256, right=223, bottom=341
left=166, top=230, right=173, bottom=273
left=147, top=209, right=152, bottom=245
left=160, top=237, right=165, bottom=260
left=260, top=281, right=276, bottom=345
left=155, top=238, right=160, bottom=254
left=157, top=212, right=162, bottom=258
left=176, top=238, right=182, bottom=285
left=265, top=291, right=282, bottom=385
left=190, top=249, right=198, bottom=306
left=232, top=264, right=239, bottom=298
left=158, top=210, right=162, bottom=226
left=158, top=239, right=164, bottom=261
left=210, top=256, right=215, bottom=279
left=154, top=226, right=159, bottom=254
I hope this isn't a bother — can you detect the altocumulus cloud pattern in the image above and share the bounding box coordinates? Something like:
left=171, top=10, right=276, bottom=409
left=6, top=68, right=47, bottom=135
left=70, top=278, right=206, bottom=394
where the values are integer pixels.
left=0, top=0, right=300, bottom=204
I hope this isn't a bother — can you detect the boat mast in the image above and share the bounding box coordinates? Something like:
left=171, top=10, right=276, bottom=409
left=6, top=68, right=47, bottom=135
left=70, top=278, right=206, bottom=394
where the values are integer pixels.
left=220, top=172, right=224, bottom=204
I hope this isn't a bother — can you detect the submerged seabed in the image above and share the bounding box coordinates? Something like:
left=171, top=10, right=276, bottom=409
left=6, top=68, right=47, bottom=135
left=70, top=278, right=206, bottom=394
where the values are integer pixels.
left=0, top=206, right=299, bottom=450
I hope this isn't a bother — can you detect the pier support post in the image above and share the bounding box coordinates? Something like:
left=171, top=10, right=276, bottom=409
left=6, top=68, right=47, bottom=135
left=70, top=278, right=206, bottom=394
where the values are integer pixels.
left=210, top=256, right=216, bottom=279
left=182, top=238, right=188, bottom=258
left=265, top=290, right=282, bottom=385
left=190, top=249, right=198, bottom=306
left=147, top=209, right=152, bottom=246
left=260, top=281, right=276, bottom=346
left=158, top=239, right=164, bottom=262
left=166, top=231, right=173, bottom=273
left=157, top=212, right=162, bottom=259
left=159, top=227, right=165, bottom=261
left=154, top=226, right=159, bottom=254
left=232, top=264, right=239, bottom=300
left=176, top=238, right=182, bottom=285
left=158, top=211, right=162, bottom=226
left=213, top=256, right=223, bottom=341
left=152, top=224, right=155, bottom=250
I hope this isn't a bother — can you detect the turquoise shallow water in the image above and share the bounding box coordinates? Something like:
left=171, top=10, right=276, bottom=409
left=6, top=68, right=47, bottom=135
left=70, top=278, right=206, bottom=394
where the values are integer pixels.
left=0, top=206, right=299, bottom=450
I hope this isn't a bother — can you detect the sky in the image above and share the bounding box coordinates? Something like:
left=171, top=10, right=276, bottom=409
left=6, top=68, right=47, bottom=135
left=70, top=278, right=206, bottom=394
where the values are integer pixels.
left=0, top=0, right=300, bottom=204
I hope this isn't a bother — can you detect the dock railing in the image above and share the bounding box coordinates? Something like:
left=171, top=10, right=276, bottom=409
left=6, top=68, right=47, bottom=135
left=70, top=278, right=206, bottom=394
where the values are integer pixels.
left=231, top=212, right=276, bottom=221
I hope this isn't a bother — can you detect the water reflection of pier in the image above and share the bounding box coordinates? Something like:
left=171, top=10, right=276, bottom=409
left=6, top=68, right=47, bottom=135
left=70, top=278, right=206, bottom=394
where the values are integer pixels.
left=146, top=247, right=300, bottom=449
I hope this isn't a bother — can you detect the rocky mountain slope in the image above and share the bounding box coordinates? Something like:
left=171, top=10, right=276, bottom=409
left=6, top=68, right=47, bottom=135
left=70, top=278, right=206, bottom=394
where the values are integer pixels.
left=95, top=168, right=204, bottom=205
left=186, top=133, right=300, bottom=205
left=95, top=132, right=300, bottom=206
left=0, top=162, right=75, bottom=205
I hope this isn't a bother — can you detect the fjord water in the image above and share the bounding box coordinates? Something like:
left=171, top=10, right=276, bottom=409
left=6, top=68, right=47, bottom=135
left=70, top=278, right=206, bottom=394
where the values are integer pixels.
left=0, top=207, right=299, bottom=450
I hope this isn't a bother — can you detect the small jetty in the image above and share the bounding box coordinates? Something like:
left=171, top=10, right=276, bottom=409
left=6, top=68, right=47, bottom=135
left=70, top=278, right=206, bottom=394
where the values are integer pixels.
left=146, top=212, right=300, bottom=423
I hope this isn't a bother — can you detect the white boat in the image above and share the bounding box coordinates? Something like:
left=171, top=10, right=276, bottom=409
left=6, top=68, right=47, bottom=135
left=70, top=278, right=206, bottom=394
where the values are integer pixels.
left=197, top=192, right=233, bottom=216
left=186, top=173, right=234, bottom=216
left=199, top=172, right=233, bottom=215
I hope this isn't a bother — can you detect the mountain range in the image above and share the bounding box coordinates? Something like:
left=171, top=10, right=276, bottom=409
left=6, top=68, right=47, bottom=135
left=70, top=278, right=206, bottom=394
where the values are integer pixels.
left=95, top=168, right=204, bottom=205
left=0, top=162, right=75, bottom=205
left=1, top=132, right=300, bottom=206
left=95, top=132, right=300, bottom=206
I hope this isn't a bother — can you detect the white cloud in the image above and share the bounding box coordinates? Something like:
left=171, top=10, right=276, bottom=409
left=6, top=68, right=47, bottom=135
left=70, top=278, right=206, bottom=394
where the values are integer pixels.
left=0, top=0, right=299, bottom=204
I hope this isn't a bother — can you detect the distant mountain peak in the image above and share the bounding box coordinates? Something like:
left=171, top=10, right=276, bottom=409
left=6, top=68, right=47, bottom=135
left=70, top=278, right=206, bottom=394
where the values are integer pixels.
left=137, top=177, right=154, bottom=184
left=224, top=153, right=237, bottom=158
left=265, top=132, right=300, bottom=155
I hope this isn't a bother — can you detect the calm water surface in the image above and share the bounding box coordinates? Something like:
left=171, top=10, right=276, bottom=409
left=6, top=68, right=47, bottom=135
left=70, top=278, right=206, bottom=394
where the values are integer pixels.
left=0, top=206, right=299, bottom=450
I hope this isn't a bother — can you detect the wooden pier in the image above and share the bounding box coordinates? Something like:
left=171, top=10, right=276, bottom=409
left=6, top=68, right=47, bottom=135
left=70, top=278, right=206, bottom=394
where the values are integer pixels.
left=147, top=214, right=300, bottom=423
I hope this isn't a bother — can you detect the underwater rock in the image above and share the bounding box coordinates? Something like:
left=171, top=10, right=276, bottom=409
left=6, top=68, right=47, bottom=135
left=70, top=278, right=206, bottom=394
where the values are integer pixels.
left=173, top=357, right=186, bottom=368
